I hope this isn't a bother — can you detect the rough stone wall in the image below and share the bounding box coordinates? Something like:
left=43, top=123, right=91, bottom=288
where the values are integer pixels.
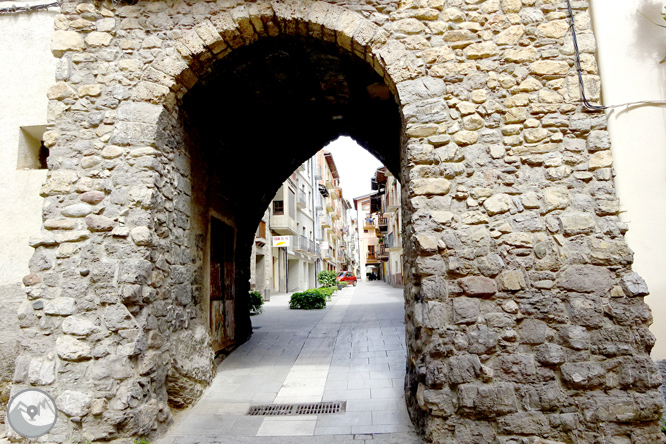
left=0, top=284, right=23, bottom=425
left=396, top=1, right=665, bottom=443
left=13, top=0, right=663, bottom=443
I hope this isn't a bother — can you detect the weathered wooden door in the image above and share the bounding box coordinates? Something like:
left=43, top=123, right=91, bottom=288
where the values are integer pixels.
left=210, top=218, right=236, bottom=352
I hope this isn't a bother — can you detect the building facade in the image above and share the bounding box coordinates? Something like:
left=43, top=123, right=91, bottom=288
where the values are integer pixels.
left=374, top=168, right=403, bottom=287
left=251, top=150, right=357, bottom=295
left=317, top=150, right=347, bottom=272
left=354, top=193, right=380, bottom=281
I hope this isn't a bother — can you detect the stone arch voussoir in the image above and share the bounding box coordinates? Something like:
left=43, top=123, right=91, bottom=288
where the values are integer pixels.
left=133, top=0, right=419, bottom=112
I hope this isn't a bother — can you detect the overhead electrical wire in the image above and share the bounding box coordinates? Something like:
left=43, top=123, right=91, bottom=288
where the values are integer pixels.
left=0, top=0, right=58, bottom=14
left=566, top=0, right=666, bottom=111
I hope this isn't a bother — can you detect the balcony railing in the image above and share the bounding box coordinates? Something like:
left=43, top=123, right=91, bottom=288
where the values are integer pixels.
left=297, top=189, right=307, bottom=208
left=295, top=235, right=316, bottom=254
left=378, top=244, right=389, bottom=260
left=364, top=218, right=375, bottom=229
left=386, top=197, right=400, bottom=213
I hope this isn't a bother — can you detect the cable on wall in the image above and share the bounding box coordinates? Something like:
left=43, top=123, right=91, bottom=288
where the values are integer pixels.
left=566, top=0, right=666, bottom=111
left=0, top=0, right=58, bottom=14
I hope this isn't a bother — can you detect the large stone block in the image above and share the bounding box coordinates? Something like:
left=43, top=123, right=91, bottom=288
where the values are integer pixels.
left=557, top=265, right=613, bottom=294
left=52, top=31, right=84, bottom=56
left=56, top=336, right=92, bottom=361
left=56, top=390, right=92, bottom=417
left=458, top=276, right=497, bottom=296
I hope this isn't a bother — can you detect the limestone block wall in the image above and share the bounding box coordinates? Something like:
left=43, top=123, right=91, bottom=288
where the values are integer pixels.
left=11, top=0, right=665, bottom=443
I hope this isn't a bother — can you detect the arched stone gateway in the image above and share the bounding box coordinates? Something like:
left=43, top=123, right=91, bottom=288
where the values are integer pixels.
left=16, top=0, right=664, bottom=443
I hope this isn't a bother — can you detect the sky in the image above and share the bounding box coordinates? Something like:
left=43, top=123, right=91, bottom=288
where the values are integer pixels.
left=322, top=136, right=383, bottom=204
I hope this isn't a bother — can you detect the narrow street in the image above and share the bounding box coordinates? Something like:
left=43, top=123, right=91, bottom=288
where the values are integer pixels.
left=157, top=281, right=422, bottom=444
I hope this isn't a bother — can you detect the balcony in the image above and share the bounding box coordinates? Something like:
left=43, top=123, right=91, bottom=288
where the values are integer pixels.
left=321, top=213, right=333, bottom=228
left=366, top=252, right=379, bottom=264
left=270, top=212, right=297, bottom=235
left=386, top=197, right=400, bottom=213
left=296, top=235, right=317, bottom=255
left=378, top=244, right=389, bottom=261
left=325, top=197, right=334, bottom=213
left=387, top=232, right=402, bottom=252
left=297, top=189, right=307, bottom=209
left=294, top=235, right=306, bottom=252
left=378, top=217, right=388, bottom=232
left=364, top=218, right=375, bottom=229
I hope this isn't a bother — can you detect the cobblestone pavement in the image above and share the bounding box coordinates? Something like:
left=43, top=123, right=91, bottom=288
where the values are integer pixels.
left=156, top=281, right=423, bottom=444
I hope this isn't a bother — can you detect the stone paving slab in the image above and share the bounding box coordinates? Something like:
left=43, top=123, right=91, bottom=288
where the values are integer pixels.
left=156, top=281, right=424, bottom=444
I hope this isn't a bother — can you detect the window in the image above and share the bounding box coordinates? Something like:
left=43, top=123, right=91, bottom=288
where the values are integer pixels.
left=17, top=125, right=48, bottom=170
left=273, top=200, right=284, bottom=215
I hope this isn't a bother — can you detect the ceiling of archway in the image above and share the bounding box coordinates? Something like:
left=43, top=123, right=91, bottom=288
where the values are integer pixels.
left=181, top=36, right=401, bottom=220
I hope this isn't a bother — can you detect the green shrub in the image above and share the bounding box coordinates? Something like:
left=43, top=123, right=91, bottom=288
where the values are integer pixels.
left=311, top=286, right=335, bottom=301
left=289, top=290, right=327, bottom=309
left=249, top=291, right=264, bottom=314
left=317, top=270, right=337, bottom=287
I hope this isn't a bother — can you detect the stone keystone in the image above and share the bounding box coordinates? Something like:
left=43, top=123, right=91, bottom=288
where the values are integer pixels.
left=458, top=276, right=497, bottom=296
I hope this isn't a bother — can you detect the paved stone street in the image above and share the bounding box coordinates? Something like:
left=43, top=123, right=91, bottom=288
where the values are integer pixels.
left=156, top=281, right=423, bottom=444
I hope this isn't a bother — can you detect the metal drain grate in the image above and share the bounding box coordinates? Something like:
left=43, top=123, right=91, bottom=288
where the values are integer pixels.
left=247, top=401, right=345, bottom=416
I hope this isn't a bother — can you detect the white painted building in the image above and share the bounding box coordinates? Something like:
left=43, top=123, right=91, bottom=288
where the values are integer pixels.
left=0, top=4, right=58, bottom=289
left=591, top=0, right=666, bottom=359
left=268, top=163, right=318, bottom=294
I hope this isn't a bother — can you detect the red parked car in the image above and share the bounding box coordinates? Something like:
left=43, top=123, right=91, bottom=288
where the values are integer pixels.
left=337, top=271, right=357, bottom=286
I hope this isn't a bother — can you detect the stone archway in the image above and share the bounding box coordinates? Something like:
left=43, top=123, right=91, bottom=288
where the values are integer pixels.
left=17, top=0, right=665, bottom=443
